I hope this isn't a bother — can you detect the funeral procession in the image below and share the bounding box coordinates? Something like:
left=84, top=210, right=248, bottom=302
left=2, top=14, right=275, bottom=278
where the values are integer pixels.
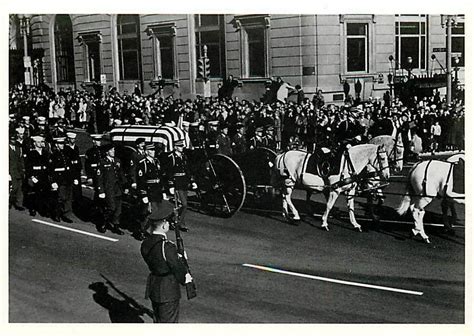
left=8, top=13, right=467, bottom=324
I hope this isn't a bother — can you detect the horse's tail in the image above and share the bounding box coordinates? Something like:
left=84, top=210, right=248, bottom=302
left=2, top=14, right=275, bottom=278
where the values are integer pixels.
left=396, top=168, right=415, bottom=215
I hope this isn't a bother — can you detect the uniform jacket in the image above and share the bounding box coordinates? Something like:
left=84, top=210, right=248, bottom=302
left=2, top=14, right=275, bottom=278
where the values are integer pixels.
left=85, top=145, right=103, bottom=179
left=49, top=148, right=73, bottom=186
left=65, top=144, right=82, bottom=181
left=137, top=156, right=163, bottom=201
left=165, top=152, right=189, bottom=190
left=9, top=144, right=24, bottom=181
left=231, top=133, right=247, bottom=154
left=96, top=157, right=127, bottom=197
left=216, top=133, right=233, bottom=156
left=141, top=234, right=187, bottom=303
left=25, top=149, right=50, bottom=185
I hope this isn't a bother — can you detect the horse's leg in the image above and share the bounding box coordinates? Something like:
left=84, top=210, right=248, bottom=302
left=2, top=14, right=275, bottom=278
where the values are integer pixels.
left=321, top=190, right=339, bottom=231
left=347, top=186, right=362, bottom=232
left=282, top=191, right=289, bottom=219
left=441, top=198, right=456, bottom=235
left=286, top=187, right=301, bottom=221
left=411, top=197, right=432, bottom=243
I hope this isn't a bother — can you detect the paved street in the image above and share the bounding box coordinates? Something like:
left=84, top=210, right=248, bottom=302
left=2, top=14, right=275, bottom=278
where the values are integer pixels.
left=9, top=162, right=465, bottom=323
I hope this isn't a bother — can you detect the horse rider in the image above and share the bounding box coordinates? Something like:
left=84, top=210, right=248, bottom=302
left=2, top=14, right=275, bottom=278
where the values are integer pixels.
left=135, top=143, right=164, bottom=240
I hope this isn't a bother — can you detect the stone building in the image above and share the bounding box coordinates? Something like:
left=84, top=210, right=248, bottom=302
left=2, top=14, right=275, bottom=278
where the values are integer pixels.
left=9, top=14, right=465, bottom=103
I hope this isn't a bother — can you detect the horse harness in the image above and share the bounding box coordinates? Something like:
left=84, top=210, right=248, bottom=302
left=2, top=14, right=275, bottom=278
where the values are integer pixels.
left=419, top=159, right=464, bottom=198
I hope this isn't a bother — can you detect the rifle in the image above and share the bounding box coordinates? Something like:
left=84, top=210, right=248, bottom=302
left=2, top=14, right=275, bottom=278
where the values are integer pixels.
left=173, top=194, right=197, bottom=300
left=100, top=274, right=154, bottom=319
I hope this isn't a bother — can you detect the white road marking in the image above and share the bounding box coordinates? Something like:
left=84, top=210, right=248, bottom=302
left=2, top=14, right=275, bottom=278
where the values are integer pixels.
left=337, top=215, right=464, bottom=228
left=243, top=263, right=424, bottom=296
left=32, top=219, right=118, bottom=242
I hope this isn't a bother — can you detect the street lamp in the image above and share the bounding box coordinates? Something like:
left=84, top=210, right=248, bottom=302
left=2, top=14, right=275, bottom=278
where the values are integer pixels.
left=407, top=56, right=413, bottom=79
left=17, top=14, right=32, bottom=86
left=453, top=56, right=460, bottom=98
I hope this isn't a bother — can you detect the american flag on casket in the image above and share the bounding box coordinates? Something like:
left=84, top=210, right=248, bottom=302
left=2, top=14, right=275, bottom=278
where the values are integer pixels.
left=109, top=125, right=191, bottom=152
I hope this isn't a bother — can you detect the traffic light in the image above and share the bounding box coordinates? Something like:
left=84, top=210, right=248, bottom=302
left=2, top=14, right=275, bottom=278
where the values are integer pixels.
left=197, top=57, right=210, bottom=81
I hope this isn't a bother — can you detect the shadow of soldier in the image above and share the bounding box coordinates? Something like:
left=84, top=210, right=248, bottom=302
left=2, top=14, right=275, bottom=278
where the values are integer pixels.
left=88, top=282, right=149, bottom=323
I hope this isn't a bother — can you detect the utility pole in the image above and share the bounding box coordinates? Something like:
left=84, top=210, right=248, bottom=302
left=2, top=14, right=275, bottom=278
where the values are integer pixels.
left=442, top=15, right=458, bottom=106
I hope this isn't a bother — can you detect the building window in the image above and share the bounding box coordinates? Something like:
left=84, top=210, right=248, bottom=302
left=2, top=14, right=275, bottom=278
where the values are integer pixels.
left=346, top=22, right=369, bottom=73
left=451, top=22, right=464, bottom=67
left=77, top=32, right=102, bottom=82
left=195, top=14, right=226, bottom=78
left=395, top=15, right=427, bottom=71
left=146, top=23, right=177, bottom=80
left=234, top=15, right=270, bottom=78
left=117, top=14, right=141, bottom=81
left=54, top=14, right=75, bottom=83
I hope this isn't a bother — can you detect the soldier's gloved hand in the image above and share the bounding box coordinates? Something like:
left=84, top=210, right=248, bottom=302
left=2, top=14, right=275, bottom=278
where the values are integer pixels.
left=169, top=187, right=175, bottom=195
left=98, top=193, right=106, bottom=199
left=178, top=251, right=188, bottom=260
left=73, top=179, right=79, bottom=185
left=191, top=182, right=198, bottom=190
left=355, top=135, right=362, bottom=141
left=131, top=183, right=137, bottom=189
left=185, top=273, right=193, bottom=284
left=31, top=177, right=38, bottom=184
left=124, top=189, right=129, bottom=195
left=87, top=178, right=93, bottom=185
left=51, top=183, right=58, bottom=190
left=142, top=197, right=149, bottom=204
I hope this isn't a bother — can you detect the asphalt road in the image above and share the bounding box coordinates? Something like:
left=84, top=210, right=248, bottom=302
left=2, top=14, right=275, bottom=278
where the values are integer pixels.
left=8, top=161, right=466, bottom=323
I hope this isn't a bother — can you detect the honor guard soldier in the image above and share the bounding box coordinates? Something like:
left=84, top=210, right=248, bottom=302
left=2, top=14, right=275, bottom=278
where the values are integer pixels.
left=189, top=122, right=205, bottom=149
left=165, top=139, right=191, bottom=232
left=141, top=201, right=192, bottom=323
left=264, top=126, right=276, bottom=150
left=9, top=133, right=25, bottom=211
left=65, top=132, right=83, bottom=208
left=85, top=134, right=104, bottom=183
left=206, top=120, right=219, bottom=153
left=96, top=144, right=128, bottom=235
left=249, top=127, right=265, bottom=150
left=128, top=137, right=147, bottom=191
left=135, top=143, right=164, bottom=240
left=216, top=123, right=233, bottom=156
left=34, top=116, right=52, bottom=143
left=49, top=137, right=74, bottom=223
left=24, top=135, right=51, bottom=217
left=231, top=123, right=247, bottom=155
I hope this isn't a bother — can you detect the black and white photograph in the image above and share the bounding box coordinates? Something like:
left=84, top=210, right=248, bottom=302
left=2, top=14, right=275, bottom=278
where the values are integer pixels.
left=4, top=0, right=471, bottom=332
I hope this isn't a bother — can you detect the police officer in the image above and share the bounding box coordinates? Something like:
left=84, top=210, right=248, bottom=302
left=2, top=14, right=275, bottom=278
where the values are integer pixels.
left=135, top=143, right=164, bottom=240
left=65, top=132, right=82, bottom=208
left=165, top=139, right=190, bottom=232
left=49, top=137, right=74, bottom=223
left=9, top=133, right=25, bottom=211
left=231, top=123, right=247, bottom=155
left=24, top=135, right=51, bottom=217
left=249, top=127, right=265, bottom=150
left=216, top=123, right=233, bottom=156
left=141, top=201, right=192, bottom=323
left=96, top=144, right=127, bottom=235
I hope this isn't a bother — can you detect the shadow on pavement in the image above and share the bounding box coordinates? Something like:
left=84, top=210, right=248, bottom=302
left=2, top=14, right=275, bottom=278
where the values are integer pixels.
left=88, top=280, right=153, bottom=323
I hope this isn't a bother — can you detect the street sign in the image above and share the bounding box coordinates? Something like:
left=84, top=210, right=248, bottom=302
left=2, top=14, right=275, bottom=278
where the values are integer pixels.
left=451, top=52, right=462, bottom=58
left=100, top=74, right=107, bottom=84
left=23, top=56, right=31, bottom=68
left=433, top=47, right=446, bottom=52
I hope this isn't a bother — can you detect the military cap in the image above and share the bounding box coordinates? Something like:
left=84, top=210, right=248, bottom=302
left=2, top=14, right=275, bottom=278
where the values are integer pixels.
left=37, top=116, right=47, bottom=125
left=15, top=127, right=25, bottom=134
left=22, top=116, right=30, bottom=121
left=66, top=132, right=77, bottom=139
left=182, top=120, right=190, bottom=127
left=114, top=119, right=123, bottom=126
left=145, top=143, right=156, bottom=150
left=255, top=127, right=264, bottom=133
left=149, top=201, right=174, bottom=222
left=31, top=135, right=45, bottom=142
left=266, top=125, right=274, bottom=132
left=53, top=137, right=66, bottom=144
left=91, top=134, right=103, bottom=141
left=208, top=120, right=219, bottom=127
left=135, top=137, right=146, bottom=145
left=235, top=122, right=244, bottom=129
left=189, top=121, right=200, bottom=127
left=175, top=138, right=185, bottom=147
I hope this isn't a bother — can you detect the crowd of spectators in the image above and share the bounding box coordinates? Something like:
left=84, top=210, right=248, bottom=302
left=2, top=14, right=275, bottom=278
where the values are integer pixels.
left=9, top=79, right=465, bottom=157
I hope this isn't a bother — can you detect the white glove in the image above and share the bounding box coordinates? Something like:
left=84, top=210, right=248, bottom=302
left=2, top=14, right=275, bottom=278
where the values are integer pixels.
left=131, top=183, right=137, bottom=189
left=124, top=189, right=129, bottom=195
left=191, top=182, right=198, bottom=190
left=169, top=187, right=175, bottom=195
left=73, top=179, right=79, bottom=185
left=87, top=178, right=93, bottom=185
left=51, top=183, right=58, bottom=190
left=268, top=162, right=274, bottom=168
left=98, top=193, right=106, bottom=199
left=142, top=197, right=149, bottom=204
left=355, top=135, right=362, bottom=141
left=31, top=177, right=38, bottom=184
left=185, top=273, right=193, bottom=284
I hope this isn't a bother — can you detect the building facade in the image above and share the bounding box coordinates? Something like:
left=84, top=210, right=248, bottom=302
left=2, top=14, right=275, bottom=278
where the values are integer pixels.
left=9, top=14, right=465, bottom=103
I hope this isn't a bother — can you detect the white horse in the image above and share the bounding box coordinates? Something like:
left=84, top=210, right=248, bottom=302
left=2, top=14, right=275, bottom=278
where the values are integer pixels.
left=397, top=154, right=465, bottom=243
left=273, top=144, right=390, bottom=231
left=369, top=131, right=404, bottom=173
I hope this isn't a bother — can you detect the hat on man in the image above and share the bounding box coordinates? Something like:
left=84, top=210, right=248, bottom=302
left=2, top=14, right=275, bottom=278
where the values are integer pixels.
left=175, top=138, right=185, bottom=147
left=31, top=135, right=45, bottom=142
left=135, top=117, right=143, bottom=124
left=66, top=132, right=77, bottom=139
left=145, top=143, right=156, bottom=150
left=208, top=120, right=219, bottom=127
left=91, top=134, right=103, bottom=141
left=235, top=122, right=244, bottom=129
left=15, top=127, right=25, bottom=135
left=148, top=201, right=174, bottom=222
left=37, top=116, right=47, bottom=125
left=255, top=127, right=264, bottom=133
left=182, top=121, right=190, bottom=127
left=22, top=116, right=30, bottom=122
left=189, top=121, right=199, bottom=127
left=135, top=137, right=146, bottom=145
left=54, top=137, right=66, bottom=144
left=113, top=119, right=123, bottom=126
left=164, top=121, right=176, bottom=127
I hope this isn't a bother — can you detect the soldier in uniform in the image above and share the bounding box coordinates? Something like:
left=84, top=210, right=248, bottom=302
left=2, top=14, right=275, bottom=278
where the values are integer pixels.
left=249, top=127, right=265, bottom=150
left=135, top=144, right=164, bottom=240
left=96, top=144, right=128, bottom=235
left=24, top=135, right=51, bottom=217
left=9, top=133, right=25, bottom=211
left=205, top=120, right=219, bottom=152
left=141, top=201, right=191, bottom=323
left=164, top=139, right=190, bottom=232
left=49, top=137, right=74, bottom=223
left=216, top=123, right=233, bottom=156
left=128, top=137, right=147, bottom=190
left=231, top=123, right=247, bottom=155
left=264, top=126, right=276, bottom=150
left=84, top=134, right=104, bottom=183
left=65, top=132, right=83, bottom=209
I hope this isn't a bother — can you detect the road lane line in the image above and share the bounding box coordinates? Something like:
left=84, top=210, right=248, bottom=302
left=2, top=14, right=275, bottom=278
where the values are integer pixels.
left=242, top=263, right=424, bottom=296
left=32, top=219, right=119, bottom=242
